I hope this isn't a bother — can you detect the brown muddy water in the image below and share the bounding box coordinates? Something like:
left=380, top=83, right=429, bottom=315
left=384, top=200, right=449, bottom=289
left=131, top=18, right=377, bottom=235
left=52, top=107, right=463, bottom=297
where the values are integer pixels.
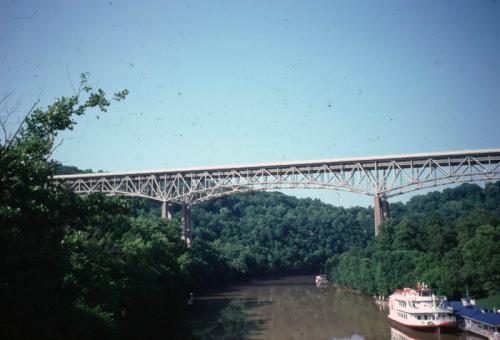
left=188, top=276, right=482, bottom=340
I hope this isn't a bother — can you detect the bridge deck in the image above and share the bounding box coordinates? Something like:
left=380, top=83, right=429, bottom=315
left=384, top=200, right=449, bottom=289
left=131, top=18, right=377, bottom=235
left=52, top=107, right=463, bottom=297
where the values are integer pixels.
left=55, top=148, right=500, bottom=179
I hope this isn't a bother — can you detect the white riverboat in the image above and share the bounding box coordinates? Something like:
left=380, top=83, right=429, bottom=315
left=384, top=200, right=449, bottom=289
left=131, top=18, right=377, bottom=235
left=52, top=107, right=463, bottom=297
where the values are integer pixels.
left=388, top=282, right=455, bottom=329
left=315, top=274, right=328, bottom=288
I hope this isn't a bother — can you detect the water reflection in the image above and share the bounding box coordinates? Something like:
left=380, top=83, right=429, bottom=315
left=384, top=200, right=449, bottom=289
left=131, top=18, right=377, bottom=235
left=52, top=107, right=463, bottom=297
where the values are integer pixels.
left=390, top=326, right=418, bottom=340
left=189, top=276, right=389, bottom=339
left=389, top=324, right=483, bottom=340
left=189, top=297, right=267, bottom=339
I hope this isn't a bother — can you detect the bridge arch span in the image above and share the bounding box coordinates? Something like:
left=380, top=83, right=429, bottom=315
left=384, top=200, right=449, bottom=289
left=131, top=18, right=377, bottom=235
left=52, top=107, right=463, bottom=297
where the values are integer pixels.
left=55, top=148, right=500, bottom=245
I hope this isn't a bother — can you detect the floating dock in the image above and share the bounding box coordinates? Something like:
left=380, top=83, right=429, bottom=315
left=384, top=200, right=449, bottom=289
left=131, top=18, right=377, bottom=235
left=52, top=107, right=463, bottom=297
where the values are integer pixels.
left=448, top=299, right=500, bottom=339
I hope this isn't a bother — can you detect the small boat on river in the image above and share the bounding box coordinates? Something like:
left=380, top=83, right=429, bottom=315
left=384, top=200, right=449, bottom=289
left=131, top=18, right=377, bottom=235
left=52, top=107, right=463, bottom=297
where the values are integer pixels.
left=315, top=274, right=328, bottom=288
left=388, top=282, right=455, bottom=329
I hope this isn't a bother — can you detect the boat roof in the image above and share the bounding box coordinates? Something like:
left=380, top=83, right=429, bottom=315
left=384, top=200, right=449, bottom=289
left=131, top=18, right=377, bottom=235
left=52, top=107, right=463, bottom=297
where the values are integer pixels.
left=448, top=301, right=500, bottom=327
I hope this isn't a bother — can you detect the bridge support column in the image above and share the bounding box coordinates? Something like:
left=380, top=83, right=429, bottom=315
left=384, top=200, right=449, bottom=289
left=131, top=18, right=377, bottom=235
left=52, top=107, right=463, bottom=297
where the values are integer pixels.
left=374, top=195, right=390, bottom=237
left=161, top=201, right=174, bottom=220
left=181, top=203, right=193, bottom=248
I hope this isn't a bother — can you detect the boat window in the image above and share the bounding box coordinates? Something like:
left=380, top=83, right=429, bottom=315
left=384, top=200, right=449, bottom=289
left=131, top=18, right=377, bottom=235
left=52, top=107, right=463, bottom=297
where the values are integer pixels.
left=417, top=315, right=421, bottom=320
left=424, top=315, right=427, bottom=320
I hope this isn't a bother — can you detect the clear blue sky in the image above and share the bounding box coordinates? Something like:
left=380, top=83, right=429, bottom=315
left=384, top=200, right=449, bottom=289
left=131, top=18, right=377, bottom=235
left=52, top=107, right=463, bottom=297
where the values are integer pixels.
left=1, top=0, right=499, bottom=206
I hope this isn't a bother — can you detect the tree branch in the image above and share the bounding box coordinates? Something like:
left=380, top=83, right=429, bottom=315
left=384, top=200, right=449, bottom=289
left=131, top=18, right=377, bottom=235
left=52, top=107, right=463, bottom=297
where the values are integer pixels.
left=0, top=92, right=16, bottom=145
left=0, top=91, right=13, bottom=107
left=66, top=65, right=76, bottom=94
left=48, top=138, right=64, bottom=159
left=0, top=119, right=7, bottom=143
left=2, top=99, right=40, bottom=154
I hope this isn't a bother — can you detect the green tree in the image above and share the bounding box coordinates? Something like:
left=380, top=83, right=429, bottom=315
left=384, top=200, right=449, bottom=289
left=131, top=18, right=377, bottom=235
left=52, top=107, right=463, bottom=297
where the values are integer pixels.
left=0, top=74, right=127, bottom=338
left=462, top=224, right=500, bottom=296
left=326, top=182, right=500, bottom=300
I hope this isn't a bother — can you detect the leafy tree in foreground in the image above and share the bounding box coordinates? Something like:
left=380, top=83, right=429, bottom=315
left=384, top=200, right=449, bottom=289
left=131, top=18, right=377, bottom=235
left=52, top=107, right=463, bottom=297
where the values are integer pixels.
left=0, top=74, right=128, bottom=338
left=63, top=198, right=189, bottom=337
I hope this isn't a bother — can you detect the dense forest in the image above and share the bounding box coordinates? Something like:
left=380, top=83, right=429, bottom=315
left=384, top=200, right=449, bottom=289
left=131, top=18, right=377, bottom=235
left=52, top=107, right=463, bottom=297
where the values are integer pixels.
left=325, top=182, right=500, bottom=300
left=2, top=78, right=499, bottom=338
left=189, top=192, right=372, bottom=282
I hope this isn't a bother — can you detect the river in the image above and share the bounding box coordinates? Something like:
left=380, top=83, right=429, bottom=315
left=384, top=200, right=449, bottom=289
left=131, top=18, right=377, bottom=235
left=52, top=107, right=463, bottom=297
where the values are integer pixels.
left=187, top=276, right=483, bottom=340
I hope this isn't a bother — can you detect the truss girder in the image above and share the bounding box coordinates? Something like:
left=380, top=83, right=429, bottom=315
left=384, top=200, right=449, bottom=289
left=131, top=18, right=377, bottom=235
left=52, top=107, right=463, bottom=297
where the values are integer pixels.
left=55, top=149, right=500, bottom=204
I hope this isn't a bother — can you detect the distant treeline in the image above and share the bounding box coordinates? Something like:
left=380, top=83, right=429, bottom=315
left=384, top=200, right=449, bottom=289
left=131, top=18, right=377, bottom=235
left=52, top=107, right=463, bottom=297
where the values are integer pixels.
left=325, top=182, right=500, bottom=299
left=55, top=163, right=99, bottom=174
left=111, top=189, right=374, bottom=287
left=189, top=192, right=373, bottom=281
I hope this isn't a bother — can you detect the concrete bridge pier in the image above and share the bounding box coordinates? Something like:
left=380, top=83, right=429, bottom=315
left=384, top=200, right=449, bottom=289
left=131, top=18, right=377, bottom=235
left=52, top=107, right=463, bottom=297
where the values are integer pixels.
left=160, top=201, right=192, bottom=247
left=161, top=201, right=174, bottom=220
left=374, top=194, right=390, bottom=237
left=181, top=203, right=193, bottom=248
left=161, top=201, right=193, bottom=247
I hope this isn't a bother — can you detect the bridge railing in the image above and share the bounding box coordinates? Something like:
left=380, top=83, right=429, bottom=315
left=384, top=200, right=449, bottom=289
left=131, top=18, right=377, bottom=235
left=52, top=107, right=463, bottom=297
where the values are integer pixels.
left=56, top=149, right=500, bottom=204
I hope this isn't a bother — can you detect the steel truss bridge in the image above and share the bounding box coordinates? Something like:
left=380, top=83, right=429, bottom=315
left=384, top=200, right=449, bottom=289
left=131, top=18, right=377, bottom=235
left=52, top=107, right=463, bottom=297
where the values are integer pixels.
left=55, top=148, right=500, bottom=246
